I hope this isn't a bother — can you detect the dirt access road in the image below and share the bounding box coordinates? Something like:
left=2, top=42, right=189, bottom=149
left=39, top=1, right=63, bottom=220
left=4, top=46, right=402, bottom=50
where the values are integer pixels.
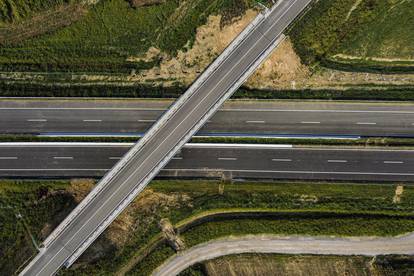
left=153, top=233, right=414, bottom=276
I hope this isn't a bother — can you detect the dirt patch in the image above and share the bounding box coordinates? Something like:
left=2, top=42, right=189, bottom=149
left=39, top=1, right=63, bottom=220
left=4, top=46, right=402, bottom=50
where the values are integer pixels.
left=245, top=37, right=310, bottom=89
left=128, top=0, right=165, bottom=8
left=393, top=185, right=404, bottom=204
left=105, top=189, right=191, bottom=248
left=159, top=218, right=186, bottom=251
left=67, top=179, right=95, bottom=203
left=128, top=9, right=259, bottom=85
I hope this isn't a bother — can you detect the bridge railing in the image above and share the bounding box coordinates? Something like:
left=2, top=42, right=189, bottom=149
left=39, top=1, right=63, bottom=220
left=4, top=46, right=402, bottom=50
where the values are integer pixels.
left=42, top=7, right=268, bottom=249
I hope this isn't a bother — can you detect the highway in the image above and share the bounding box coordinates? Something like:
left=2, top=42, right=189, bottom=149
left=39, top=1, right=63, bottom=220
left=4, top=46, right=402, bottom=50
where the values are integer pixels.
left=153, top=234, right=414, bottom=276
left=2, top=99, right=414, bottom=138
left=20, top=1, right=313, bottom=275
left=1, top=143, right=414, bottom=182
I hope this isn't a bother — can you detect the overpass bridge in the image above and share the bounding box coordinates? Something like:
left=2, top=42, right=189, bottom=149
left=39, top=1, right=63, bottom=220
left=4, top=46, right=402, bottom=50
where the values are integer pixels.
left=20, top=0, right=313, bottom=275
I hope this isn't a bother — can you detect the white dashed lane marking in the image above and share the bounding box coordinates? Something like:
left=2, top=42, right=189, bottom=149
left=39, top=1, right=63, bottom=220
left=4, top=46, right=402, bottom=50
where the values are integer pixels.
left=272, top=159, right=292, bottom=162
left=53, top=157, right=74, bottom=160
left=218, top=157, right=238, bottom=161
left=300, top=121, right=320, bottom=124
left=27, top=119, right=47, bottom=122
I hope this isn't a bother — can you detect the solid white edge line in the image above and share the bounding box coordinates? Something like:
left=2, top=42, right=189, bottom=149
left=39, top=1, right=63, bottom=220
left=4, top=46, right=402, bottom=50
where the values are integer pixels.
left=4, top=107, right=414, bottom=114
left=2, top=168, right=413, bottom=177
left=161, top=169, right=414, bottom=176
left=0, top=142, right=293, bottom=149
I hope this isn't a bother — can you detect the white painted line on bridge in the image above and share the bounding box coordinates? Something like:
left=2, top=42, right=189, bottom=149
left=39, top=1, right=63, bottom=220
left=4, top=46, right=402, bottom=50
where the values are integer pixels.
left=172, top=157, right=183, bottom=160
left=272, top=159, right=292, bottom=162
left=0, top=157, right=18, bottom=160
left=83, top=119, right=102, bottom=122
left=109, top=157, right=122, bottom=160
left=384, top=161, right=404, bottom=164
left=327, top=160, right=348, bottom=163
left=138, top=119, right=156, bottom=123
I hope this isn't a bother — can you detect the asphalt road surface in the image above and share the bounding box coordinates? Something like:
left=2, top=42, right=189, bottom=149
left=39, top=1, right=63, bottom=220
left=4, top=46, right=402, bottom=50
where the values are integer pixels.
left=2, top=99, right=414, bottom=138
left=2, top=143, right=414, bottom=182
left=20, top=1, right=313, bottom=275
left=153, top=234, right=414, bottom=276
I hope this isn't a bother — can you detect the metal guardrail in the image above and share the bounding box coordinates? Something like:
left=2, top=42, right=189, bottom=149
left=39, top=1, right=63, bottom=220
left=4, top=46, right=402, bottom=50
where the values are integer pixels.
left=42, top=5, right=268, bottom=250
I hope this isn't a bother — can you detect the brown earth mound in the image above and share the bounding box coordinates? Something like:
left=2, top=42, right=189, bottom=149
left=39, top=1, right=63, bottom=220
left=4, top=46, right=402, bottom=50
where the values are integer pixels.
left=128, top=0, right=165, bottom=8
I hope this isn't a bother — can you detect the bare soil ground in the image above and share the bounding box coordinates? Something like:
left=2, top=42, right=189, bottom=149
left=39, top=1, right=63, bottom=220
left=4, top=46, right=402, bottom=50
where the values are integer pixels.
left=393, top=185, right=404, bottom=204
left=85, top=8, right=414, bottom=89
left=104, top=189, right=191, bottom=248
left=128, top=0, right=165, bottom=8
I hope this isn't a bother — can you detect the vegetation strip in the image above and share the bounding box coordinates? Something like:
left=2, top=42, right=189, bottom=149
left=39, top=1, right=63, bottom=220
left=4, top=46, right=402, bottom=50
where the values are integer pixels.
left=2, top=81, right=414, bottom=101
left=2, top=135, right=414, bottom=148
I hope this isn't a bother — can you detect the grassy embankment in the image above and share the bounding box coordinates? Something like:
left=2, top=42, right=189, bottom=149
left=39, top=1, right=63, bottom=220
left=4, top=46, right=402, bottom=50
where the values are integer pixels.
left=123, top=180, right=414, bottom=275
left=290, top=0, right=414, bottom=73
left=2, top=179, right=414, bottom=275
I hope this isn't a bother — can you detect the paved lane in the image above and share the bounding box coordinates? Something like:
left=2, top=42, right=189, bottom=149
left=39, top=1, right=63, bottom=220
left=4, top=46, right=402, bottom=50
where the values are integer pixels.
left=2, top=100, right=414, bottom=137
left=1, top=143, right=414, bottom=182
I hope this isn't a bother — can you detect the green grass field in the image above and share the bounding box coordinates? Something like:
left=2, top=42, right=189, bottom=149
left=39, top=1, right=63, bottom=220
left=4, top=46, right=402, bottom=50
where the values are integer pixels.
left=2, top=179, right=414, bottom=275
left=0, top=180, right=73, bottom=275
left=332, top=0, right=414, bottom=66
left=0, top=0, right=253, bottom=72
left=290, top=0, right=414, bottom=72
left=0, top=0, right=75, bottom=24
